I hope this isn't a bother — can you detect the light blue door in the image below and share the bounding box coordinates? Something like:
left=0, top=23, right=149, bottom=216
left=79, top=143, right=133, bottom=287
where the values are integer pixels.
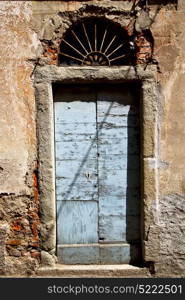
left=54, top=85, right=141, bottom=264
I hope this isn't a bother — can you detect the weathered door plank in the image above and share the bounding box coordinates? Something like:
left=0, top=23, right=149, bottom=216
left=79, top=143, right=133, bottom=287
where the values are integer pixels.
left=97, top=89, right=140, bottom=244
left=55, top=92, right=98, bottom=246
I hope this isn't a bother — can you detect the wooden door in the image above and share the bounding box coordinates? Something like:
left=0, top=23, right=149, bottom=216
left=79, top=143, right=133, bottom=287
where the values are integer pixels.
left=54, top=85, right=141, bottom=264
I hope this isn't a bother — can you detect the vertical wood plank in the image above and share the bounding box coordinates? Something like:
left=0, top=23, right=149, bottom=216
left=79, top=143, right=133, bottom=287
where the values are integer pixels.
left=55, top=88, right=98, bottom=246
left=97, top=88, right=140, bottom=243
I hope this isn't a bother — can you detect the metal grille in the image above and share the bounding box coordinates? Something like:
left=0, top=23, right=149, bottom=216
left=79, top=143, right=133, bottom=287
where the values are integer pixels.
left=59, top=18, right=134, bottom=66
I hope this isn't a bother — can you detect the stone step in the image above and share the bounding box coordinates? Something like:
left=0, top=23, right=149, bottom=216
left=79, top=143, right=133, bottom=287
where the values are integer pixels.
left=36, top=264, right=150, bottom=278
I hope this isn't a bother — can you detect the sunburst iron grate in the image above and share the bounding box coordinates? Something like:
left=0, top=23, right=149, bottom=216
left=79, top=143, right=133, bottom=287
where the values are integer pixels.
left=59, top=18, right=135, bottom=66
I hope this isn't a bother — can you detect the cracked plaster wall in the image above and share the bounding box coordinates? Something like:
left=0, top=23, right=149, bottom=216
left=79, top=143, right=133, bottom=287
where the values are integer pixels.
left=0, top=0, right=185, bottom=277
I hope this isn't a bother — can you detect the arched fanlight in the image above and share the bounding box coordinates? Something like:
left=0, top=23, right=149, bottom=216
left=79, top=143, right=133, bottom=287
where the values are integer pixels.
left=59, top=18, right=134, bottom=66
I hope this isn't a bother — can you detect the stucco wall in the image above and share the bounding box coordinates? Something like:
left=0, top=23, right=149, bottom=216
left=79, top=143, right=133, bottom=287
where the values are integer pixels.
left=0, top=1, right=41, bottom=275
left=151, top=2, right=185, bottom=276
left=0, top=0, right=185, bottom=277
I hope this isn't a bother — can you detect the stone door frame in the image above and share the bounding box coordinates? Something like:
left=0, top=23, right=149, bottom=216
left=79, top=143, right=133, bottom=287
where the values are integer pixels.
left=34, top=65, right=159, bottom=265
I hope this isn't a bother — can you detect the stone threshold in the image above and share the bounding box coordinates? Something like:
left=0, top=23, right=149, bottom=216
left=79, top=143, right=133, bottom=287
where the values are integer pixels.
left=35, top=264, right=150, bottom=278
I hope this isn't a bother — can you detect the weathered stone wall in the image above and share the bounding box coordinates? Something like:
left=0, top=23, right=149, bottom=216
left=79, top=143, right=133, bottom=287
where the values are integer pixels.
left=0, top=0, right=185, bottom=277
left=151, top=1, right=185, bottom=276
left=0, top=1, right=42, bottom=275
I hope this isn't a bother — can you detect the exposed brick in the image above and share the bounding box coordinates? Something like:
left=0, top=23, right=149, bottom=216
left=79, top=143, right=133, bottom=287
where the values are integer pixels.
left=29, top=237, right=40, bottom=248
left=135, top=34, right=152, bottom=64
left=31, top=251, right=41, bottom=259
left=32, top=169, right=39, bottom=205
left=43, top=46, right=58, bottom=65
left=6, top=239, right=25, bottom=246
left=11, top=220, right=24, bottom=232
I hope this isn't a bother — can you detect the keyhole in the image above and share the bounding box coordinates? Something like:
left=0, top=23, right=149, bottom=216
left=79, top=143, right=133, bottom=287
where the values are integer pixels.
left=85, top=172, right=91, bottom=179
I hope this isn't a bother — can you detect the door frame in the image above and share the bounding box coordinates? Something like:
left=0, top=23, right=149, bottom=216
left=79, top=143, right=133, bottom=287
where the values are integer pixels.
left=34, top=65, right=159, bottom=265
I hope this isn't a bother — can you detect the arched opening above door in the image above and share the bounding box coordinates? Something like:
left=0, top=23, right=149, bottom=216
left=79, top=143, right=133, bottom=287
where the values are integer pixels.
left=59, top=17, right=135, bottom=66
